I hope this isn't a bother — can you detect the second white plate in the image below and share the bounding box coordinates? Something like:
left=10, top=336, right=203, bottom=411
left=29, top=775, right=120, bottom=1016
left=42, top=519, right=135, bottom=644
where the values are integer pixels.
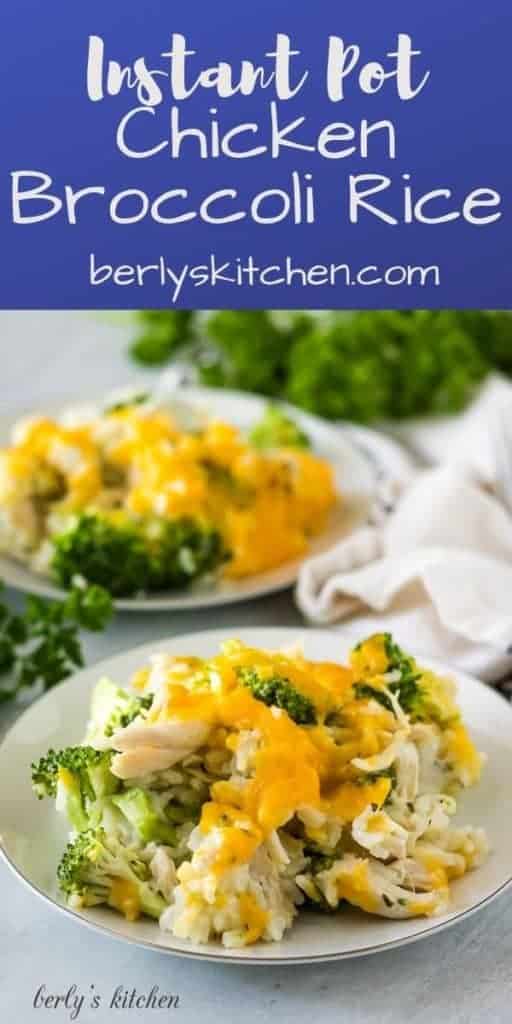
left=0, top=390, right=382, bottom=611
left=1, top=626, right=511, bottom=965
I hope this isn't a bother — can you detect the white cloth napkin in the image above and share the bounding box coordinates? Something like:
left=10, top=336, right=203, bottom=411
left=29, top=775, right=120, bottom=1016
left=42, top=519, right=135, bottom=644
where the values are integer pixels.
left=296, top=376, right=512, bottom=681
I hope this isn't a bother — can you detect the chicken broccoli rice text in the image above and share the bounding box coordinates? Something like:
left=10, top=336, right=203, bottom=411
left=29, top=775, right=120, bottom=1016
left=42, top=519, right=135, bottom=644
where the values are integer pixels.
left=0, top=399, right=336, bottom=596
left=31, top=633, right=488, bottom=948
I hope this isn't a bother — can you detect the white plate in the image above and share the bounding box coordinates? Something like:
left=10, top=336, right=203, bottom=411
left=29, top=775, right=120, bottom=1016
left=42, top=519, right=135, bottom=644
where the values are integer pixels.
left=1, top=626, right=511, bottom=965
left=0, top=389, right=380, bottom=611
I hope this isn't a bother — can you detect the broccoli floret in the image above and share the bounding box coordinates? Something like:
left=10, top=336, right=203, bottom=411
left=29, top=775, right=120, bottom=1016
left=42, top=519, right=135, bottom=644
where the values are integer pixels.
left=249, top=405, right=310, bottom=450
left=354, top=675, right=428, bottom=720
left=104, top=694, right=153, bottom=738
left=405, top=670, right=460, bottom=727
left=31, top=746, right=115, bottom=800
left=393, top=675, right=423, bottom=716
left=112, top=789, right=177, bottom=845
left=51, top=514, right=150, bottom=597
left=352, top=634, right=421, bottom=714
left=351, top=634, right=459, bottom=725
left=238, top=667, right=316, bottom=725
left=31, top=746, right=118, bottom=832
left=84, top=677, right=153, bottom=743
left=144, top=517, right=227, bottom=591
left=379, top=634, right=423, bottom=716
left=382, top=633, right=415, bottom=677
left=351, top=633, right=398, bottom=677
left=51, top=514, right=227, bottom=597
left=57, top=828, right=166, bottom=920
left=353, top=682, right=394, bottom=713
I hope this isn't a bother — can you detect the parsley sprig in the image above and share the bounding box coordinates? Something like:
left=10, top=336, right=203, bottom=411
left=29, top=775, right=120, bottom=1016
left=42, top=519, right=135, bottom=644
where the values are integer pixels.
left=0, top=582, right=113, bottom=703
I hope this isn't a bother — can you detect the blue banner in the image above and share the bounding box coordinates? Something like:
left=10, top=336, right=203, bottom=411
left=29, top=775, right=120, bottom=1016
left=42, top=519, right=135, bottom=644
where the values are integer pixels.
left=1, top=0, right=511, bottom=307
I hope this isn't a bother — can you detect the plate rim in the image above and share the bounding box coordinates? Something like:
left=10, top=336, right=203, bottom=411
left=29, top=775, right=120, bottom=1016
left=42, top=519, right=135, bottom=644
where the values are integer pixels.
left=1, top=838, right=510, bottom=966
left=1, top=625, right=511, bottom=965
left=0, top=388, right=387, bottom=611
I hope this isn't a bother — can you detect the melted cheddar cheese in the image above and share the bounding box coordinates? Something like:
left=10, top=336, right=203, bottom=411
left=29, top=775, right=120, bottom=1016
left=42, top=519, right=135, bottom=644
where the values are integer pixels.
left=131, top=637, right=485, bottom=898
left=145, top=643, right=399, bottom=876
left=108, top=879, right=141, bottom=921
left=335, top=861, right=380, bottom=915
left=441, top=723, right=482, bottom=785
left=238, top=892, right=269, bottom=944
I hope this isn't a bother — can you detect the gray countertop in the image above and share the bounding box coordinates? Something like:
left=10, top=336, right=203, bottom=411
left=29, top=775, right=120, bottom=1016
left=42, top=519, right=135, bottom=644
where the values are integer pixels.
left=1, top=314, right=510, bottom=1024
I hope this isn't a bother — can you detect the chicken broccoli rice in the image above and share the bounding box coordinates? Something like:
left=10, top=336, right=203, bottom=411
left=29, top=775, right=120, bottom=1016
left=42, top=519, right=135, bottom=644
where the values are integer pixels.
left=0, top=398, right=336, bottom=596
left=31, top=633, right=488, bottom=948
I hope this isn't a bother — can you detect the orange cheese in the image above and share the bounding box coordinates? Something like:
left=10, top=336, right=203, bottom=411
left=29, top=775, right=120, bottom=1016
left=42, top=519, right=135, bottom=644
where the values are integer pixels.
left=148, top=642, right=399, bottom=875
left=108, top=879, right=141, bottom=921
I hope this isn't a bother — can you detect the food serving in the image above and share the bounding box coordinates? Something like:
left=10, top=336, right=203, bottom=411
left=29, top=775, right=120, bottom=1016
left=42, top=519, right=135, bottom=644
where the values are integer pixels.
left=0, top=397, right=336, bottom=597
left=31, top=633, right=488, bottom=949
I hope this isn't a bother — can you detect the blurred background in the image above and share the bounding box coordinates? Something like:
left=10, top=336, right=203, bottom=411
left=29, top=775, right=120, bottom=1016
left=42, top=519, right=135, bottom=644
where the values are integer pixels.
left=121, top=309, right=512, bottom=424
left=4, top=309, right=512, bottom=427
